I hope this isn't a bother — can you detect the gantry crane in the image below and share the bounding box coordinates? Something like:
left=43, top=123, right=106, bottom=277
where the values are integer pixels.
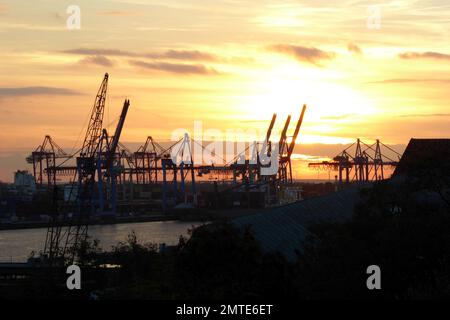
left=308, top=138, right=401, bottom=186
left=277, top=104, right=307, bottom=184
left=134, top=136, right=164, bottom=183
left=26, top=135, right=70, bottom=187
left=94, top=99, right=130, bottom=216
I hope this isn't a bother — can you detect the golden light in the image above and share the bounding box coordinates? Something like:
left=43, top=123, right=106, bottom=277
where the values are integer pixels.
left=235, top=63, right=376, bottom=144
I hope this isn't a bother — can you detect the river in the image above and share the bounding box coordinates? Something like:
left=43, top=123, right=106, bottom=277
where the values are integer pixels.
left=0, top=221, right=205, bottom=262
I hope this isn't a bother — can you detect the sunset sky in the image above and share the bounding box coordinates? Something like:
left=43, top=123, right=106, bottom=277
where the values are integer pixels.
left=0, top=0, right=449, bottom=181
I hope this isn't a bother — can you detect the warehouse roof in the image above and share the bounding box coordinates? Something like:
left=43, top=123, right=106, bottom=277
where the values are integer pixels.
left=394, top=138, right=450, bottom=177
left=233, top=187, right=360, bottom=262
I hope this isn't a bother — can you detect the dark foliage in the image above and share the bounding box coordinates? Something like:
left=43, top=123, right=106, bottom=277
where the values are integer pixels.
left=4, top=175, right=449, bottom=300
left=172, top=223, right=295, bottom=300
left=96, top=178, right=449, bottom=300
left=294, top=180, right=450, bottom=299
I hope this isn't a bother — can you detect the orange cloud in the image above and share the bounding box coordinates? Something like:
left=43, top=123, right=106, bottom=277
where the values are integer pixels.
left=347, top=43, right=362, bottom=55
left=0, top=87, right=83, bottom=97
left=268, top=44, right=336, bottom=66
left=128, top=60, right=220, bottom=75
left=97, top=11, right=140, bottom=16
left=79, top=55, right=115, bottom=67
left=399, top=51, right=450, bottom=60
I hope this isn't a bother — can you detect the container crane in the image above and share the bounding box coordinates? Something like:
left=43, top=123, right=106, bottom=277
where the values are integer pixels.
left=277, top=104, right=307, bottom=184
left=26, top=135, right=70, bottom=187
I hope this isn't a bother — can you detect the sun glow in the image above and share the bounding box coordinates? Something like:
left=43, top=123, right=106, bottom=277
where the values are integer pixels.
left=235, top=64, right=375, bottom=144
left=240, top=67, right=374, bottom=118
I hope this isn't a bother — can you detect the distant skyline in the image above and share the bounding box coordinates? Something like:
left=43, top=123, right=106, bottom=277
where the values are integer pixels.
left=0, top=0, right=449, bottom=181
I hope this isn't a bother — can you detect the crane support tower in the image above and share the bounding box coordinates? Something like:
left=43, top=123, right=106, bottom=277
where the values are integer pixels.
left=43, top=73, right=130, bottom=265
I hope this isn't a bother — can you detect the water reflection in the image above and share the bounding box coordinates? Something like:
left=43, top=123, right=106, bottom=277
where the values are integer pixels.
left=0, top=221, right=204, bottom=262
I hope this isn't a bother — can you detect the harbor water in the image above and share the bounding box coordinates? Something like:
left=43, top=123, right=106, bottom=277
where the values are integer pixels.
left=0, top=220, right=204, bottom=262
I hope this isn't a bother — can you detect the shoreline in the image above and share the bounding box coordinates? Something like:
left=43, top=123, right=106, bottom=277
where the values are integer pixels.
left=0, top=208, right=260, bottom=232
left=0, top=214, right=181, bottom=231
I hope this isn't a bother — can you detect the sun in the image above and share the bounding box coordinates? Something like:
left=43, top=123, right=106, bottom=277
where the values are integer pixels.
left=235, top=63, right=375, bottom=143
left=240, top=64, right=374, bottom=118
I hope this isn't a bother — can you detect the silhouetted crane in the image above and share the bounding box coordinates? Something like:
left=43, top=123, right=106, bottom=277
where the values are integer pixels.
left=308, top=138, right=401, bottom=186
left=43, top=73, right=132, bottom=265
left=26, top=135, right=70, bottom=187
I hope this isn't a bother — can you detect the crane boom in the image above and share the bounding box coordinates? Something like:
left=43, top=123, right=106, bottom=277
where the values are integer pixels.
left=287, top=104, right=306, bottom=157
left=265, top=113, right=277, bottom=143
left=278, top=115, right=291, bottom=154
left=81, top=73, right=108, bottom=157
left=106, top=99, right=130, bottom=169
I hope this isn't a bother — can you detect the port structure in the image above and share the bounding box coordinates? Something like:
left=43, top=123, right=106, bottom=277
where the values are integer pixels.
left=43, top=73, right=131, bottom=265
left=27, top=99, right=308, bottom=212
left=308, top=139, right=402, bottom=186
left=278, top=104, right=307, bottom=184
left=133, top=136, right=164, bottom=184
left=25, top=73, right=311, bottom=226
left=26, top=135, right=71, bottom=187
left=22, top=72, right=408, bottom=264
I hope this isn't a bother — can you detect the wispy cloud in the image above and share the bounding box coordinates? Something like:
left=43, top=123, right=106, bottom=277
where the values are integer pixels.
left=268, top=44, right=335, bottom=66
left=398, top=113, right=450, bottom=118
left=97, top=11, right=140, bottom=16
left=62, top=48, right=218, bottom=61
left=79, top=55, right=115, bottom=67
left=399, top=51, right=450, bottom=60
left=0, top=87, right=83, bottom=97
left=367, top=78, right=450, bottom=84
left=129, top=60, right=219, bottom=75
left=62, top=48, right=137, bottom=57
left=347, top=43, right=362, bottom=55
left=321, top=114, right=355, bottom=120
left=146, top=50, right=217, bottom=61
left=0, top=22, right=64, bottom=31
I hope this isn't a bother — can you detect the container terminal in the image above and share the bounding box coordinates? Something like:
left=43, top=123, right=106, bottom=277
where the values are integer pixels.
left=0, top=73, right=403, bottom=265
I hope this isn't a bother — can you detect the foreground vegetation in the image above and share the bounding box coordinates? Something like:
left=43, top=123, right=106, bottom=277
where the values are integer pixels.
left=2, top=176, right=449, bottom=300
left=72, top=179, right=448, bottom=299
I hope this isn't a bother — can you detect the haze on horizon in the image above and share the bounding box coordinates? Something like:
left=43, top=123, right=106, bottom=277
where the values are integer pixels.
left=0, top=0, right=449, bottom=181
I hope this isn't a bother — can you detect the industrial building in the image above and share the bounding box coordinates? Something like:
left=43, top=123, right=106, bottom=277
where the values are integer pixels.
left=394, top=138, right=450, bottom=178
left=233, top=187, right=360, bottom=262
left=233, top=138, right=449, bottom=262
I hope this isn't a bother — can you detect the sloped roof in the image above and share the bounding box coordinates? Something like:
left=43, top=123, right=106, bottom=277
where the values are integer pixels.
left=233, top=187, right=360, bottom=262
left=394, top=138, right=450, bottom=177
